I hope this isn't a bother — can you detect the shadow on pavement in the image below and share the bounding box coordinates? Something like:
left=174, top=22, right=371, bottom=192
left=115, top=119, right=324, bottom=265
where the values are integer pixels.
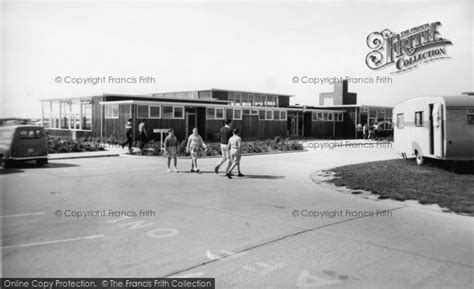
left=1, top=162, right=79, bottom=174
left=238, top=174, right=285, bottom=179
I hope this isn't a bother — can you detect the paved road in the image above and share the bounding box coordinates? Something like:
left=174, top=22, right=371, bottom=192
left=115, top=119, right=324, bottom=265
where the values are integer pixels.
left=1, top=141, right=473, bottom=288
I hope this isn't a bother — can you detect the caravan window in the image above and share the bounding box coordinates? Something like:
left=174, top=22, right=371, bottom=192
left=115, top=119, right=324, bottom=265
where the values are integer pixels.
left=396, top=113, right=404, bottom=129
left=468, top=109, right=474, bottom=125
left=415, top=111, right=423, bottom=126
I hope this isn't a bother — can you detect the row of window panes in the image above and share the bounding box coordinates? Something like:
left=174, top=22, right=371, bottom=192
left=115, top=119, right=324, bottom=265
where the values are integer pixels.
left=229, top=93, right=279, bottom=107
left=258, top=110, right=287, bottom=121
left=106, top=105, right=185, bottom=120
left=311, top=112, right=344, bottom=122
left=206, top=108, right=287, bottom=120
left=44, top=101, right=92, bottom=130
left=207, top=108, right=244, bottom=120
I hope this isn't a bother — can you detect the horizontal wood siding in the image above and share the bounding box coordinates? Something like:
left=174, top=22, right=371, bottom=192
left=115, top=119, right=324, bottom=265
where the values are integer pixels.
left=311, top=122, right=334, bottom=138
left=103, top=104, right=131, bottom=139
left=91, top=96, right=103, bottom=137
left=257, top=120, right=287, bottom=139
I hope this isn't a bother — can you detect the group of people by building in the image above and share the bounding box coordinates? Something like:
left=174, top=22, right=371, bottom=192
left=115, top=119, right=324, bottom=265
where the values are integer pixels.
left=121, top=119, right=244, bottom=179
left=356, top=122, right=380, bottom=140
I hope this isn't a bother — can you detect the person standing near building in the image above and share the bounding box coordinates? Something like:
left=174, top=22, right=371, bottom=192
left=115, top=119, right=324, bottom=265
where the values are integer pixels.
left=226, top=128, right=244, bottom=179
left=121, top=118, right=133, bottom=153
left=373, top=122, right=379, bottom=140
left=138, top=119, right=148, bottom=152
left=362, top=123, right=368, bottom=139
left=164, top=129, right=179, bottom=172
left=214, top=119, right=233, bottom=174
left=368, top=121, right=375, bottom=140
left=356, top=123, right=363, bottom=139
left=186, top=128, right=207, bottom=173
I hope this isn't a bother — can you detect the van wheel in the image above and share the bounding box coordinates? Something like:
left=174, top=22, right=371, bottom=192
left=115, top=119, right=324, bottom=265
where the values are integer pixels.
left=3, top=160, right=15, bottom=169
left=416, top=153, right=424, bottom=166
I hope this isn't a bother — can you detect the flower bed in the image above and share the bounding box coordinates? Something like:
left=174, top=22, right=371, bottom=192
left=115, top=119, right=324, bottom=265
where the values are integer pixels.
left=48, top=137, right=105, bottom=154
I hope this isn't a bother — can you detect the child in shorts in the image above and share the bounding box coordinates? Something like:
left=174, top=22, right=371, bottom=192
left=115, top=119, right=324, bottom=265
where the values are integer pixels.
left=186, top=128, right=207, bottom=172
left=164, top=129, right=179, bottom=172
left=226, top=128, right=244, bottom=179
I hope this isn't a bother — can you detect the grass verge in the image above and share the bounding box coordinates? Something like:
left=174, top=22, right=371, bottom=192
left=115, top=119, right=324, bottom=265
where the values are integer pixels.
left=326, top=159, right=474, bottom=215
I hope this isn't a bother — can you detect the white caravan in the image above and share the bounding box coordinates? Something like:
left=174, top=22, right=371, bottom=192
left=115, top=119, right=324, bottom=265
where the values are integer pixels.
left=393, top=93, right=474, bottom=165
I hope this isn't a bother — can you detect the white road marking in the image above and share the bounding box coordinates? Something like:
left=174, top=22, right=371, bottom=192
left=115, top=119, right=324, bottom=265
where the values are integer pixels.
left=296, top=270, right=342, bottom=288
left=146, top=228, right=178, bottom=238
left=206, top=249, right=247, bottom=260
left=0, top=212, right=46, bottom=218
left=1, top=234, right=105, bottom=249
left=242, top=262, right=286, bottom=274
left=172, top=272, right=204, bottom=278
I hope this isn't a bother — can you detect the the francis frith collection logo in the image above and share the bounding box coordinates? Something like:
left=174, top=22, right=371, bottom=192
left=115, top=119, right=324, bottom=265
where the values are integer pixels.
left=365, top=22, right=452, bottom=73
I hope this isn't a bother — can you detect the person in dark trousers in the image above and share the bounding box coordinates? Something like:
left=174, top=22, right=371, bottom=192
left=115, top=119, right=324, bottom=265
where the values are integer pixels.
left=121, top=118, right=133, bottom=153
left=214, top=119, right=233, bottom=174
left=138, top=119, right=148, bottom=152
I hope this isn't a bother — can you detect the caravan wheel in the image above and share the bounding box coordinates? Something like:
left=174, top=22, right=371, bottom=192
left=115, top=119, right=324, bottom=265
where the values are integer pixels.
left=415, top=153, right=424, bottom=166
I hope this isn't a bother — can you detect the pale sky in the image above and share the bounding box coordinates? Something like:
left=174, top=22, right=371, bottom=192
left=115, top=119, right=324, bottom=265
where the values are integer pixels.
left=1, top=0, right=473, bottom=118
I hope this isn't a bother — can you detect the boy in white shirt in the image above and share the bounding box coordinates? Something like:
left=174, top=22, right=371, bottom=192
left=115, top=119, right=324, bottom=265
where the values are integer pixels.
left=226, top=128, right=244, bottom=179
left=186, top=128, right=207, bottom=172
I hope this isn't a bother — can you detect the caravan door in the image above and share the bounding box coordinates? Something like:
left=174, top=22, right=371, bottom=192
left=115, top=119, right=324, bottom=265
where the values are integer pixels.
left=430, top=103, right=444, bottom=158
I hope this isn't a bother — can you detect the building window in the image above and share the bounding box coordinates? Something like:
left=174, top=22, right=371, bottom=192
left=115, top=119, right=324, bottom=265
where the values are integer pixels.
left=273, top=110, right=280, bottom=120
left=248, top=94, right=255, bottom=106
left=243, top=109, right=250, bottom=115
left=105, top=104, right=119, bottom=119
left=261, top=95, right=267, bottom=106
left=162, top=106, right=174, bottom=119
left=317, top=112, right=322, bottom=120
left=369, top=109, right=376, bottom=118
left=234, top=109, right=242, bottom=120
left=328, top=113, right=333, bottom=121
left=174, top=106, right=184, bottom=119
left=207, top=107, right=227, bottom=120
left=207, top=108, right=215, bottom=119
left=241, top=94, right=250, bottom=106
left=265, top=110, right=273, bottom=120
left=137, top=105, right=149, bottom=119
left=467, top=109, right=474, bottom=125
left=337, top=112, right=343, bottom=122
left=312, top=112, right=317, bottom=121
left=250, top=109, right=259, bottom=115
left=234, top=93, right=241, bottom=106
left=255, top=95, right=262, bottom=106
left=225, top=108, right=242, bottom=120
left=228, top=94, right=235, bottom=105
left=259, top=110, right=266, bottom=120
left=215, top=108, right=224, bottom=119
left=415, top=111, right=423, bottom=126
left=397, top=113, right=404, bottom=129
left=149, top=106, right=161, bottom=118
left=226, top=109, right=234, bottom=118
left=280, top=111, right=287, bottom=120
left=81, top=103, right=92, bottom=130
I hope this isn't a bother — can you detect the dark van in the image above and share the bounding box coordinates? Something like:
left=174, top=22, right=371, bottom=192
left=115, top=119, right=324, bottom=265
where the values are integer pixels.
left=0, top=125, right=48, bottom=168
